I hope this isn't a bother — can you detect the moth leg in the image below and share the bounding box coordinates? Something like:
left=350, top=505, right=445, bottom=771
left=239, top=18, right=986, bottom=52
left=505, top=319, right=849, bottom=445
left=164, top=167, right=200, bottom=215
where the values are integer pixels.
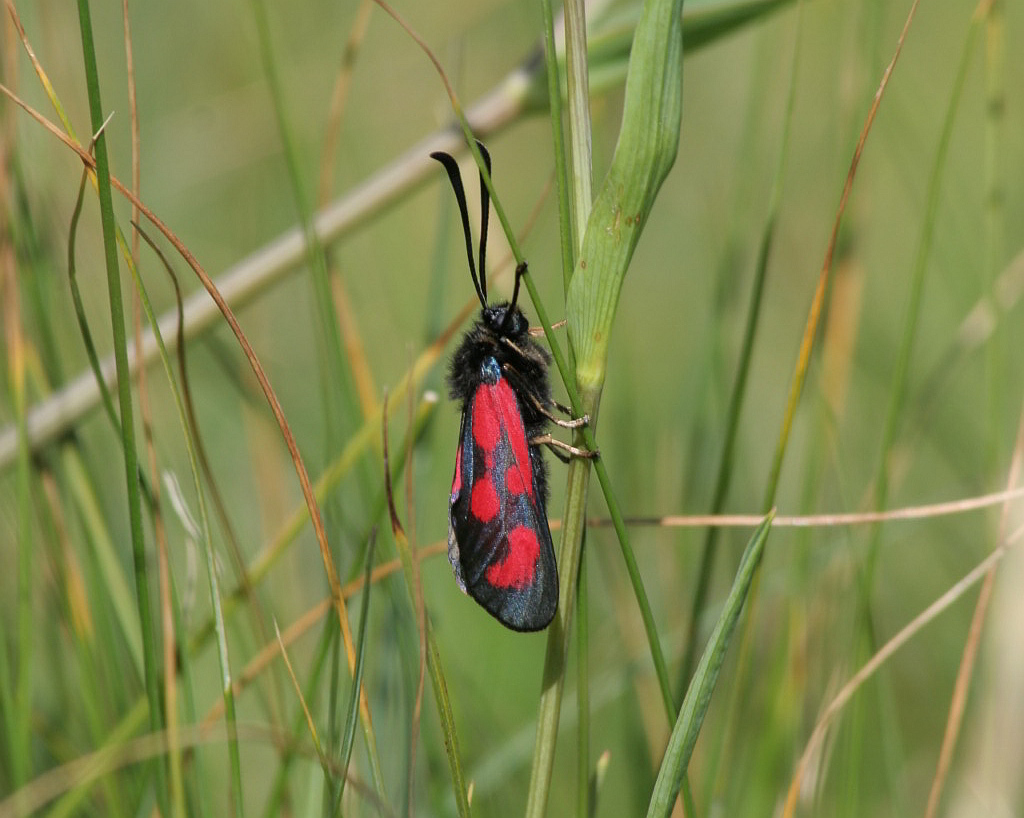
left=531, top=434, right=599, bottom=461
left=549, top=413, right=587, bottom=430
left=548, top=399, right=580, bottom=419
left=522, top=391, right=588, bottom=429
left=500, top=361, right=590, bottom=428
left=527, top=319, right=567, bottom=336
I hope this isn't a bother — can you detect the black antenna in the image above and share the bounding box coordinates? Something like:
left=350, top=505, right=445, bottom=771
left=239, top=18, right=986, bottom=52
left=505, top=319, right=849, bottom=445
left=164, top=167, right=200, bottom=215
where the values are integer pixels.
left=499, top=261, right=526, bottom=334
left=475, top=142, right=492, bottom=302
left=430, top=150, right=486, bottom=308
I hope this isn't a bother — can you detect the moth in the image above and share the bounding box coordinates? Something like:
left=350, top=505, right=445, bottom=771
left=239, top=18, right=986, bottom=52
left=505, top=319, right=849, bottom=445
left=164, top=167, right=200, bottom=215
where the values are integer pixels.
left=431, top=145, right=591, bottom=631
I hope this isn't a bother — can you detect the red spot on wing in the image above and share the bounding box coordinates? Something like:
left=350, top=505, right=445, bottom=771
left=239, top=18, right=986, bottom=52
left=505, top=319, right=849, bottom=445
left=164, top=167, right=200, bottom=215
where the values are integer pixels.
left=473, top=379, right=535, bottom=499
left=486, top=526, right=541, bottom=589
left=472, top=389, right=502, bottom=451
left=505, top=465, right=526, bottom=495
left=470, top=476, right=500, bottom=522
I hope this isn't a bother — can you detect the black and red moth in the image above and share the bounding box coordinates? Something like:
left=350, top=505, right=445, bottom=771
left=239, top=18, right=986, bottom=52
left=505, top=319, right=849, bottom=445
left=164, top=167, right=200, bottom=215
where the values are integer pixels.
left=431, top=145, right=584, bottom=632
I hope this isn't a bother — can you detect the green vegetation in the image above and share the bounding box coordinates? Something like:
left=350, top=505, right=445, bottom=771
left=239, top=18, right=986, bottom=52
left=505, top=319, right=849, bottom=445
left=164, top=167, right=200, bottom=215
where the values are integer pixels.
left=1, top=1, right=1021, bottom=816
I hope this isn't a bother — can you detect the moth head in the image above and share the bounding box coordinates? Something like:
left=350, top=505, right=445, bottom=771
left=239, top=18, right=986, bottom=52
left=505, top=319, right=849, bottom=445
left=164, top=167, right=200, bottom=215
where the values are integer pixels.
left=483, top=303, right=527, bottom=338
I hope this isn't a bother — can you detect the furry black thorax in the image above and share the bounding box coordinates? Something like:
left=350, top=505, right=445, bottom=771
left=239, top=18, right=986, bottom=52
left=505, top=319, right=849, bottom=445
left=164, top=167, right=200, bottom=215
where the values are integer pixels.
left=448, top=304, right=552, bottom=416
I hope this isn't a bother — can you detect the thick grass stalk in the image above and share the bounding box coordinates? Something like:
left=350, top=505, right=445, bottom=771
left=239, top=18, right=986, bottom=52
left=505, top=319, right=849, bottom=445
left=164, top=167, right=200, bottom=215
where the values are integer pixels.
left=564, top=1, right=683, bottom=381
left=73, top=3, right=167, bottom=810
left=527, top=0, right=684, bottom=814
left=576, top=547, right=589, bottom=818
left=557, top=4, right=595, bottom=816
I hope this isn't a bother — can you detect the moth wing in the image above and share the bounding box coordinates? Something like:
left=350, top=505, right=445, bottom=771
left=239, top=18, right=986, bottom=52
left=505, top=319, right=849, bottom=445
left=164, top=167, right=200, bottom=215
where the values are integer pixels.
left=448, top=377, right=557, bottom=631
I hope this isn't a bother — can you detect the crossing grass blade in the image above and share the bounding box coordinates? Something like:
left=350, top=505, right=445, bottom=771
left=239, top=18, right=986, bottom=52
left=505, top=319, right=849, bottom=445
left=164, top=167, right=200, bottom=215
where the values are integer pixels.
left=646, top=514, right=774, bottom=818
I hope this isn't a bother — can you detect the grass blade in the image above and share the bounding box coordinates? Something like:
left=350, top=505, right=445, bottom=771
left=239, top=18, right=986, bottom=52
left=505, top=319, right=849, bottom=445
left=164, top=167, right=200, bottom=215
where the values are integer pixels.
left=333, top=530, right=378, bottom=815
left=74, top=3, right=166, bottom=810
left=646, top=514, right=774, bottom=817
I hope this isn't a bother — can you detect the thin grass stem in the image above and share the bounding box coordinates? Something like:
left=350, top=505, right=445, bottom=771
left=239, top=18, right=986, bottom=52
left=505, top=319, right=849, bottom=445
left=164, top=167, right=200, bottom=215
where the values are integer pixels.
left=2, top=169, right=32, bottom=790
left=74, top=5, right=167, bottom=811
left=333, top=531, right=378, bottom=815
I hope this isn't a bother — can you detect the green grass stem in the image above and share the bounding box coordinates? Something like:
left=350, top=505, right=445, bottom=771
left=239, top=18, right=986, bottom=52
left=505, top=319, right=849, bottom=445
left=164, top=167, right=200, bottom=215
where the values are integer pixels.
left=524, top=0, right=796, bottom=110
left=74, top=4, right=167, bottom=811
left=538, top=0, right=576, bottom=292
left=562, top=0, right=595, bottom=245
left=576, top=545, right=589, bottom=818
left=332, top=531, right=377, bottom=815
left=261, top=619, right=335, bottom=818
left=548, top=2, right=595, bottom=814
left=527, top=0, right=684, bottom=813
left=646, top=515, right=774, bottom=817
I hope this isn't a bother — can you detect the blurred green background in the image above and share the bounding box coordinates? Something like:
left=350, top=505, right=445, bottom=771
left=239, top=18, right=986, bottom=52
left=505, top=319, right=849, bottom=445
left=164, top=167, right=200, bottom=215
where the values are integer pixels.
left=2, top=0, right=1023, bottom=815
